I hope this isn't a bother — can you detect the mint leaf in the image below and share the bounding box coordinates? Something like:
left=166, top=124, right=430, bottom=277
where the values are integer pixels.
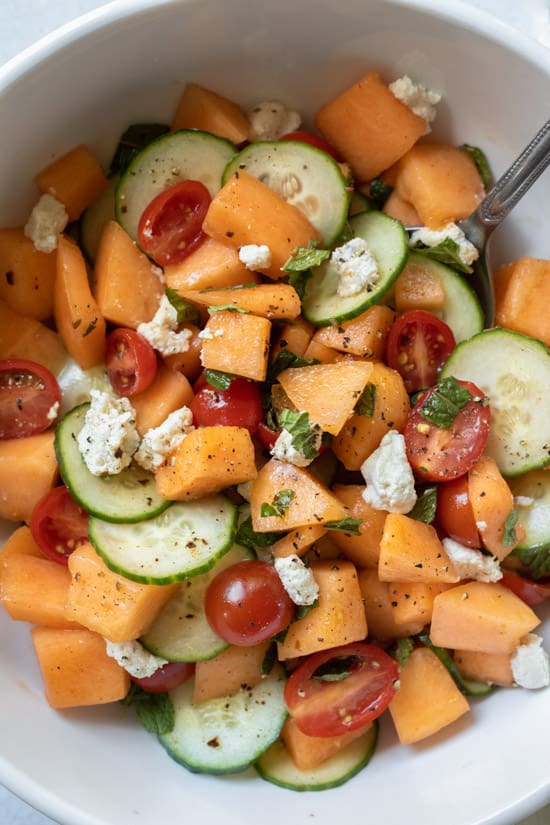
left=392, top=637, right=414, bottom=668
left=261, top=489, right=296, bottom=518
left=261, top=643, right=277, bottom=675
left=415, top=240, right=473, bottom=275
left=512, top=545, right=550, bottom=580
left=122, top=684, right=175, bottom=735
left=461, top=144, right=493, bottom=190
left=207, top=304, right=250, bottom=315
left=355, top=383, right=377, bottom=417
left=267, top=350, right=319, bottom=383
left=294, top=598, right=319, bottom=621
left=235, top=515, right=284, bottom=550
left=368, top=179, right=393, bottom=209
left=408, top=485, right=438, bottom=524
left=278, top=408, right=321, bottom=460
left=283, top=240, right=330, bottom=273
left=312, top=654, right=359, bottom=682
left=203, top=369, right=235, bottom=391
left=419, top=635, right=491, bottom=697
left=165, top=288, right=200, bottom=324
left=109, top=122, right=169, bottom=176
left=324, top=516, right=363, bottom=536
left=420, top=376, right=476, bottom=429
left=503, top=509, right=519, bottom=548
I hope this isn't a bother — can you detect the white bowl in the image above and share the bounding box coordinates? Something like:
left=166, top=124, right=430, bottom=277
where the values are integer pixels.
left=1, top=1, right=549, bottom=823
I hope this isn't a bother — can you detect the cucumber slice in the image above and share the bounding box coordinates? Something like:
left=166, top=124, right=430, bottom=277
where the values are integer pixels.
left=441, top=328, right=550, bottom=476
left=79, top=175, right=118, bottom=263
left=116, top=130, right=237, bottom=241
left=55, top=404, right=169, bottom=523
left=140, top=543, right=252, bottom=661
left=510, top=470, right=550, bottom=552
left=406, top=251, right=483, bottom=343
left=88, top=495, right=237, bottom=584
left=159, top=667, right=287, bottom=774
left=255, top=722, right=378, bottom=791
left=223, top=140, right=349, bottom=246
left=301, top=211, right=408, bottom=326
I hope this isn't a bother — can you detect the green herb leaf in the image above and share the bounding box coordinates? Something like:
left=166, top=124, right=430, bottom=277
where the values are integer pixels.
left=261, top=489, right=296, bottom=519
left=267, top=350, right=319, bottom=383
left=278, top=408, right=321, bottom=460
left=393, top=637, right=414, bottom=668
left=261, top=643, right=277, bottom=675
left=408, top=485, right=438, bottom=524
left=461, top=144, right=493, bottom=190
left=419, top=376, right=475, bottom=429
left=512, top=545, right=550, bottom=580
left=314, top=670, right=352, bottom=682
left=235, top=515, right=284, bottom=550
left=283, top=240, right=331, bottom=273
left=419, top=634, right=492, bottom=697
left=312, top=654, right=358, bottom=682
left=122, top=684, right=175, bottom=734
left=294, top=598, right=319, bottom=621
left=287, top=268, right=312, bottom=300
left=368, top=179, right=393, bottom=209
left=324, top=516, right=363, bottom=536
left=415, top=240, right=473, bottom=275
left=109, top=123, right=170, bottom=176
left=165, top=288, right=200, bottom=324
left=355, top=382, right=377, bottom=417
left=502, top=509, right=519, bottom=548
left=207, top=304, right=250, bottom=315
left=203, top=369, right=235, bottom=391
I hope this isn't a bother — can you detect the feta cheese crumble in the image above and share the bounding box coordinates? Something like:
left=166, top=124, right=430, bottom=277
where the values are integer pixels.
left=273, top=554, right=319, bottom=606
left=271, top=427, right=322, bottom=468
left=24, top=193, right=69, bottom=253
left=105, top=639, right=168, bottom=679
left=442, top=538, right=502, bottom=583
left=388, top=75, right=441, bottom=133
left=247, top=101, right=301, bottom=142
left=510, top=634, right=550, bottom=690
left=56, top=357, right=113, bottom=416
left=46, top=401, right=60, bottom=422
left=361, top=430, right=417, bottom=514
left=76, top=389, right=140, bottom=476
left=137, top=295, right=193, bottom=356
left=238, top=243, right=272, bottom=271
left=331, top=237, right=380, bottom=298
left=409, top=222, right=479, bottom=267
left=134, top=406, right=194, bottom=473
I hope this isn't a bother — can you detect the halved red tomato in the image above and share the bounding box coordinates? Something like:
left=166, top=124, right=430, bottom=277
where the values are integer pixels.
left=280, top=130, right=341, bottom=161
left=190, top=374, right=263, bottom=434
left=0, top=358, right=61, bottom=440
left=29, top=485, right=89, bottom=565
left=437, top=475, right=480, bottom=548
left=404, top=379, right=490, bottom=482
left=386, top=310, right=456, bottom=394
left=284, top=642, right=399, bottom=738
left=131, top=661, right=195, bottom=693
left=500, top=570, right=550, bottom=607
left=105, top=328, right=158, bottom=397
left=137, top=179, right=211, bottom=266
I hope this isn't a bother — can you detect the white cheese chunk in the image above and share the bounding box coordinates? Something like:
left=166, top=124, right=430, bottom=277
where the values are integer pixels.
left=510, top=634, right=550, bottom=689
left=270, top=427, right=321, bottom=468
left=134, top=406, right=194, bottom=472
left=247, top=101, right=301, bottom=142
left=23, top=193, right=69, bottom=253
left=332, top=237, right=380, bottom=298
left=274, top=554, right=319, bottom=606
left=238, top=243, right=272, bottom=271
left=409, top=222, right=479, bottom=267
left=76, top=389, right=140, bottom=476
left=137, top=295, right=192, bottom=356
left=388, top=75, right=441, bottom=133
left=105, top=639, right=168, bottom=679
left=361, top=430, right=417, bottom=514
left=442, top=538, right=502, bottom=582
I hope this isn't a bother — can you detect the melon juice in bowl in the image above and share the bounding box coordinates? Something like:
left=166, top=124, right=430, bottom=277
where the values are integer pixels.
left=0, top=0, right=549, bottom=824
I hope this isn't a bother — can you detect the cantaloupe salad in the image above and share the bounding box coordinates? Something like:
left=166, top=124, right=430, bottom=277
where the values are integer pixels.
left=0, top=65, right=548, bottom=792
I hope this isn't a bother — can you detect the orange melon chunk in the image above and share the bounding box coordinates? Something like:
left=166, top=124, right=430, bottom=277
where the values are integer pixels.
left=131, top=363, right=194, bottom=436
left=34, top=144, right=108, bottom=222
left=31, top=626, right=130, bottom=708
left=429, top=581, right=540, bottom=654
left=357, top=569, right=425, bottom=641
left=163, top=324, right=203, bottom=382
left=311, top=305, right=395, bottom=359
left=180, top=283, right=301, bottom=320
left=494, top=257, right=550, bottom=346
left=0, top=554, right=78, bottom=628
left=389, top=647, right=470, bottom=744
left=171, top=82, right=250, bottom=144
left=277, top=559, right=367, bottom=660
left=192, top=642, right=270, bottom=704
left=453, top=649, right=514, bottom=688
left=280, top=717, right=370, bottom=771
left=389, top=581, right=452, bottom=625
left=270, top=524, right=327, bottom=559
left=394, top=257, right=446, bottom=312
left=0, top=432, right=58, bottom=523
left=277, top=361, right=373, bottom=436
left=0, top=525, right=45, bottom=566
left=468, top=455, right=524, bottom=560
left=0, top=297, right=67, bottom=374
left=0, top=227, right=57, bottom=320
left=271, top=317, right=314, bottom=361
left=164, top=237, right=256, bottom=292
left=250, top=458, right=346, bottom=533
left=199, top=309, right=271, bottom=381
left=330, top=484, right=386, bottom=569
left=378, top=513, right=460, bottom=584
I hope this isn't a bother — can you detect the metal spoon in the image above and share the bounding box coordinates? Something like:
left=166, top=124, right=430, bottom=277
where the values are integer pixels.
left=409, top=117, right=550, bottom=326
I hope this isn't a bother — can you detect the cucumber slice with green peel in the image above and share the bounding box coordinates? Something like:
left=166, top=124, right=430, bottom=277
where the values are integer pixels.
left=255, top=722, right=378, bottom=791
left=301, top=211, right=408, bottom=326
left=510, top=470, right=550, bottom=553
left=79, top=175, right=118, bottom=263
left=223, top=140, right=349, bottom=246
left=116, top=129, right=237, bottom=241
left=55, top=404, right=169, bottom=523
left=88, top=495, right=237, bottom=584
left=159, top=667, right=287, bottom=775
left=406, top=251, right=483, bottom=343
left=140, top=543, right=252, bottom=661
left=441, top=328, right=550, bottom=477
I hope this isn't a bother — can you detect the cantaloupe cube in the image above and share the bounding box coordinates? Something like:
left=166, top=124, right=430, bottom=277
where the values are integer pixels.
left=357, top=569, right=425, bottom=641
left=31, top=626, right=130, bottom=708
left=180, top=283, right=301, bottom=321
left=155, top=425, right=257, bottom=501
left=302, top=338, right=340, bottom=364
left=378, top=514, right=459, bottom=584
left=311, top=305, right=395, bottom=359
left=494, top=257, right=550, bottom=346
left=270, top=525, right=327, bottom=559
left=468, top=455, right=524, bottom=560
left=199, top=310, right=271, bottom=381
left=0, top=297, right=66, bottom=374
left=163, top=324, right=203, bottom=382
left=270, top=317, right=314, bottom=361
left=0, top=525, right=45, bottom=566
left=394, top=257, right=446, bottom=312
left=171, top=82, right=250, bottom=144
left=382, top=190, right=421, bottom=227
left=131, top=363, right=194, bottom=436
left=430, top=581, right=540, bottom=654
left=389, top=647, right=470, bottom=744
left=0, top=228, right=57, bottom=320
left=164, top=237, right=256, bottom=292
left=0, top=554, right=77, bottom=628
left=389, top=581, right=452, bottom=625
left=192, top=642, right=270, bottom=704
left=34, top=144, right=108, bottom=222
left=453, top=648, right=514, bottom=688
left=65, top=542, right=176, bottom=642
left=330, top=484, right=386, bottom=569
left=280, top=716, right=369, bottom=771
left=0, top=432, right=58, bottom=523
left=277, top=559, right=367, bottom=660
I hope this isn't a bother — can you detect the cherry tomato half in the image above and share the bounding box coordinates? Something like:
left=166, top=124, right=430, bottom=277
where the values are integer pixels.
left=284, top=643, right=399, bottom=738
left=256, top=421, right=279, bottom=452
left=404, top=379, right=491, bottom=482
left=386, top=310, right=457, bottom=394
left=190, top=375, right=263, bottom=434
left=137, top=179, right=211, bottom=266
left=0, top=358, right=61, bottom=440
left=29, top=486, right=89, bottom=565
left=204, top=560, right=294, bottom=646
left=500, top=570, right=550, bottom=607
left=436, top=475, right=480, bottom=548
left=131, top=661, right=195, bottom=694
left=105, top=328, right=158, bottom=397
left=280, top=131, right=341, bottom=161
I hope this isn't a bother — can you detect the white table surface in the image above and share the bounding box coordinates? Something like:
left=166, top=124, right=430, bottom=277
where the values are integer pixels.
left=1, top=1, right=549, bottom=823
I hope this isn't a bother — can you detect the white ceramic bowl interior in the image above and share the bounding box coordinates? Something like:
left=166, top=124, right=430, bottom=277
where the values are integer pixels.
left=1, top=1, right=549, bottom=824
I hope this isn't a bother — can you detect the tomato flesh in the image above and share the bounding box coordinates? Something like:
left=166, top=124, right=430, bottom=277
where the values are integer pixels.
left=204, top=560, right=294, bottom=646
left=29, top=486, right=89, bottom=565
left=190, top=375, right=263, bottom=434
left=279, top=130, right=341, bottom=161
left=106, top=328, right=158, bottom=397
left=500, top=570, right=550, bottom=606
left=405, top=379, right=491, bottom=482
left=0, top=358, right=61, bottom=440
left=284, top=643, right=399, bottom=738
left=132, top=661, right=195, bottom=693
left=386, top=310, right=456, bottom=394
left=437, top=476, right=480, bottom=548
left=137, top=179, right=211, bottom=266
